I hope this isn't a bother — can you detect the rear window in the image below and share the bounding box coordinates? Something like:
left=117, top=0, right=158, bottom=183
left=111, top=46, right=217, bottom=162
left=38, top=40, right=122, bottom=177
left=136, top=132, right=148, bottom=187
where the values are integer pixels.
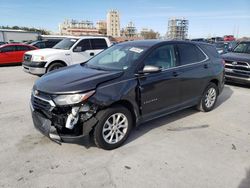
left=177, top=43, right=206, bottom=65
left=199, top=44, right=220, bottom=58
left=90, top=39, right=108, bottom=49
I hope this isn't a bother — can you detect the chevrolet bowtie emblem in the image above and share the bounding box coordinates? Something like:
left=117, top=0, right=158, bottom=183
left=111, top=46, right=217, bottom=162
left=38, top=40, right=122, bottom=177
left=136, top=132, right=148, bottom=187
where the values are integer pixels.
left=232, top=61, right=237, bottom=65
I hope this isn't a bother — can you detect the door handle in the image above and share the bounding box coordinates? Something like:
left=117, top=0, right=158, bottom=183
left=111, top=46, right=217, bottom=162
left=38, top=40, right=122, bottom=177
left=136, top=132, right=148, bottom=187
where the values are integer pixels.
left=204, top=64, right=208, bottom=69
left=90, top=52, right=95, bottom=56
left=172, top=71, right=179, bottom=77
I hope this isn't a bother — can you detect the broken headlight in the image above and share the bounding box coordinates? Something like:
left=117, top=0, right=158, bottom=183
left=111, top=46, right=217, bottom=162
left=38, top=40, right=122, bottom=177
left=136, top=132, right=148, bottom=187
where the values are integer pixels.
left=53, top=90, right=95, bottom=106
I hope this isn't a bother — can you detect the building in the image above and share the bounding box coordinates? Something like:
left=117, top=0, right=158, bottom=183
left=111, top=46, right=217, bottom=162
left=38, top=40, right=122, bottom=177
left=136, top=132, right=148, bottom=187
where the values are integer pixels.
left=167, top=18, right=188, bottom=40
left=0, top=29, right=39, bottom=43
left=107, top=10, right=121, bottom=37
left=122, top=21, right=137, bottom=38
left=59, top=19, right=99, bottom=36
left=96, top=20, right=107, bottom=35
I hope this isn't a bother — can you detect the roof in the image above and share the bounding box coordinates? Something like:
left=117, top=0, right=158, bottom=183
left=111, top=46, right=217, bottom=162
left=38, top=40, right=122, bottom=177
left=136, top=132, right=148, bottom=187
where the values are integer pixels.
left=0, top=43, right=36, bottom=48
left=59, top=35, right=109, bottom=39
left=116, top=39, right=209, bottom=47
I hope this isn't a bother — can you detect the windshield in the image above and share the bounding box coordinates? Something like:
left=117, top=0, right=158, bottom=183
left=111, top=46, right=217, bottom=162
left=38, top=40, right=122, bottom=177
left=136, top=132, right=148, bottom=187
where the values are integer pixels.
left=233, top=42, right=250, bottom=54
left=53, top=38, right=78, bottom=50
left=85, top=44, right=148, bottom=71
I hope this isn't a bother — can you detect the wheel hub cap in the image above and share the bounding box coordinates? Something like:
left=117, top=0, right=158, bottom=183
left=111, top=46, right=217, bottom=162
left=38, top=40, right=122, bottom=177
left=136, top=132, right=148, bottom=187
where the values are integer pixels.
left=102, top=113, right=128, bottom=144
left=205, top=88, right=216, bottom=108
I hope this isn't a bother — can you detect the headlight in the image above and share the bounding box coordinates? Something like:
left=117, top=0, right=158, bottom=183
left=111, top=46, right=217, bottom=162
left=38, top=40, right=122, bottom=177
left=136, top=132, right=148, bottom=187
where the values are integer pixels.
left=53, top=90, right=95, bottom=105
left=32, top=55, right=45, bottom=62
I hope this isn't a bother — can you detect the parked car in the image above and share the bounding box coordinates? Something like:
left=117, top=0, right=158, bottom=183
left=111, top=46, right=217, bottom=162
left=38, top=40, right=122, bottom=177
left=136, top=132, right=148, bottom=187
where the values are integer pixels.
left=29, top=39, right=62, bottom=49
left=224, top=35, right=235, bottom=41
left=214, top=41, right=239, bottom=54
left=214, top=42, right=228, bottom=54
left=222, top=41, right=250, bottom=85
left=30, top=40, right=224, bottom=150
left=0, top=43, right=37, bottom=65
left=22, top=36, right=112, bottom=75
left=191, top=38, right=208, bottom=43
left=0, top=41, right=8, bottom=45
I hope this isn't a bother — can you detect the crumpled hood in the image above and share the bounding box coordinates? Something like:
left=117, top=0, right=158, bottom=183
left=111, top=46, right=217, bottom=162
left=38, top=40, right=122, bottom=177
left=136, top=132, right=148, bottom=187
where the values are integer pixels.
left=25, top=48, right=68, bottom=56
left=34, top=64, right=123, bottom=94
left=222, top=52, right=250, bottom=63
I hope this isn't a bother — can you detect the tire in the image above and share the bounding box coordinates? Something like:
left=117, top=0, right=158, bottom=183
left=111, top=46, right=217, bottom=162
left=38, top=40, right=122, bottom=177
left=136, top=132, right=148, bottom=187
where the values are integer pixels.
left=197, top=83, right=218, bottom=112
left=46, top=62, right=65, bottom=73
left=93, top=105, right=133, bottom=150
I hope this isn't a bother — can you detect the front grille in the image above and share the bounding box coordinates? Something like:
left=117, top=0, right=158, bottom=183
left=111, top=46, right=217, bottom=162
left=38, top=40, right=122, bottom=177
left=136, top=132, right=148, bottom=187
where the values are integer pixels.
left=24, top=54, right=32, bottom=62
left=32, top=95, right=52, bottom=112
left=225, top=60, right=250, bottom=75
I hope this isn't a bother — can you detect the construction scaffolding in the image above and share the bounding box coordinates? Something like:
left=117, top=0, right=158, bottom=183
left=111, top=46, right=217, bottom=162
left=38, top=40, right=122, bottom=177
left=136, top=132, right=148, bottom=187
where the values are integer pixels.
left=167, top=18, right=189, bottom=40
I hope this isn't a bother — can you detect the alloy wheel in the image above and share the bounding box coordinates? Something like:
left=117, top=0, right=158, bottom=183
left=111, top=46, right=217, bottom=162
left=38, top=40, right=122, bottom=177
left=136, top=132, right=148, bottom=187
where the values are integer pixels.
left=102, top=113, right=128, bottom=144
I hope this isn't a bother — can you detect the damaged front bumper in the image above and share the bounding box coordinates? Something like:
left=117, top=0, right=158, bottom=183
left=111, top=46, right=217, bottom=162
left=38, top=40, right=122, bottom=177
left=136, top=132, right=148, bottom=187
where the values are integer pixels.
left=30, top=98, right=98, bottom=144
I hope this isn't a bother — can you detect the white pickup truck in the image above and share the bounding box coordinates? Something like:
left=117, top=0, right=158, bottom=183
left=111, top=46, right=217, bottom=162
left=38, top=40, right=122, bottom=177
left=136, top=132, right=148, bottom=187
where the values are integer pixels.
left=22, top=36, right=112, bottom=75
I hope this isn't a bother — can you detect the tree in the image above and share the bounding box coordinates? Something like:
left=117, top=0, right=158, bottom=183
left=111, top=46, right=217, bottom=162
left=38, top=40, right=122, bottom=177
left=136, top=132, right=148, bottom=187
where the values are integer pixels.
left=0, top=25, right=50, bottom=35
left=140, top=29, right=159, bottom=39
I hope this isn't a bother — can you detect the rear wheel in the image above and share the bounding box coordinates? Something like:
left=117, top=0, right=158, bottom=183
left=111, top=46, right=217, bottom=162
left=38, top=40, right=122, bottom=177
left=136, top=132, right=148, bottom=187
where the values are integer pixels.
left=93, top=105, right=133, bottom=150
left=46, top=62, right=65, bottom=73
left=197, top=83, right=218, bottom=112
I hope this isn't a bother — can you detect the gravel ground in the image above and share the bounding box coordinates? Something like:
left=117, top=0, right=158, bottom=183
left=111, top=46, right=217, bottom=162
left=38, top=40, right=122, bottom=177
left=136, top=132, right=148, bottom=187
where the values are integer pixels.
left=0, top=66, right=250, bottom=188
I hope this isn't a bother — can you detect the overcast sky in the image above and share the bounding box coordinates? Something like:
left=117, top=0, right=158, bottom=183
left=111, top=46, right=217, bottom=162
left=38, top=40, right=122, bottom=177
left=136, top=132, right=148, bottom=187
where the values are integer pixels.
left=0, top=0, right=250, bottom=38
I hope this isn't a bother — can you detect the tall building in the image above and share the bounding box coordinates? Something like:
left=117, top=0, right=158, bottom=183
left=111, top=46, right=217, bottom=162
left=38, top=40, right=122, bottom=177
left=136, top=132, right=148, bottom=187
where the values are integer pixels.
left=96, top=20, right=107, bottom=35
left=167, top=18, right=188, bottom=40
left=59, top=19, right=99, bottom=36
left=107, top=10, right=121, bottom=37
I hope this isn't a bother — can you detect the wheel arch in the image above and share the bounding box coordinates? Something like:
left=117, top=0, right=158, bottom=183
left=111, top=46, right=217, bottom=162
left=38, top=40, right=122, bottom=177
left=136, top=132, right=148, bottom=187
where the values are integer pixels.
left=110, top=100, right=138, bottom=127
left=45, top=60, right=67, bottom=68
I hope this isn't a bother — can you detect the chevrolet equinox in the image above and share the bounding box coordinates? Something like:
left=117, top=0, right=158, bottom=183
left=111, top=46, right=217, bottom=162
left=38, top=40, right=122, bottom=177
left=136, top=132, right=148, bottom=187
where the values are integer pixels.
left=30, top=40, right=224, bottom=150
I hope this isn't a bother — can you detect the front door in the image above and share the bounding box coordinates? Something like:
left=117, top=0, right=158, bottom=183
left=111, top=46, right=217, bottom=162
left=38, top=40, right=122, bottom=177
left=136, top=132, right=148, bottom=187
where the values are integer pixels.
left=138, top=44, right=181, bottom=116
left=71, top=39, right=93, bottom=65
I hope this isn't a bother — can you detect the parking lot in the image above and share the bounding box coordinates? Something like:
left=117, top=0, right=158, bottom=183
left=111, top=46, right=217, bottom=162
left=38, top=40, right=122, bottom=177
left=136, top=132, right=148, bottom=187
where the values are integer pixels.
left=0, top=66, right=249, bottom=188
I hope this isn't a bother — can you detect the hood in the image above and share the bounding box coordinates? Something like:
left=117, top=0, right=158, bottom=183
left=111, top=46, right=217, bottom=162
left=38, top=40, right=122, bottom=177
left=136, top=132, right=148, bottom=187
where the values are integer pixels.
left=222, top=52, right=250, bottom=63
left=34, top=64, right=123, bottom=94
left=25, top=48, right=68, bottom=56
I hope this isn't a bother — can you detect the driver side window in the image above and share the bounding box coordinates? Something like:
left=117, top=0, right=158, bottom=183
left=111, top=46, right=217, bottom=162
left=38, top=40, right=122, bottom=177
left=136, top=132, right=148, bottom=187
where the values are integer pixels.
left=144, top=45, right=176, bottom=69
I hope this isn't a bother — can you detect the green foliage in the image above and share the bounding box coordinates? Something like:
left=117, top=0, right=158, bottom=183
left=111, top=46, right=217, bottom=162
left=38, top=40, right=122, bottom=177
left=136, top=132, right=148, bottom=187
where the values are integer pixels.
left=0, top=25, right=50, bottom=35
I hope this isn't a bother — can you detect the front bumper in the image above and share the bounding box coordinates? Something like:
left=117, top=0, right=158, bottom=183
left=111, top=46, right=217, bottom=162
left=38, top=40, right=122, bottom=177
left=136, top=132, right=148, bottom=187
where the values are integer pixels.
left=225, top=69, right=250, bottom=85
left=30, top=102, right=98, bottom=144
left=23, top=65, right=46, bottom=75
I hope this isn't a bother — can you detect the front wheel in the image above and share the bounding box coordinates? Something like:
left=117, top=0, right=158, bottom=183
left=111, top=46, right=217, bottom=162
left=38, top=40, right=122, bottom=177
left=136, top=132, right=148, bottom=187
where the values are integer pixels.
left=46, top=62, right=65, bottom=73
left=93, top=105, right=133, bottom=150
left=197, top=83, right=218, bottom=112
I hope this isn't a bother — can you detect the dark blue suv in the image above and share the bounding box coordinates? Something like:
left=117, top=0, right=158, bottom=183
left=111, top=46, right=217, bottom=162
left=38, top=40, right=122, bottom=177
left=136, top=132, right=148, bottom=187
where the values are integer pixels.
left=30, top=40, right=224, bottom=149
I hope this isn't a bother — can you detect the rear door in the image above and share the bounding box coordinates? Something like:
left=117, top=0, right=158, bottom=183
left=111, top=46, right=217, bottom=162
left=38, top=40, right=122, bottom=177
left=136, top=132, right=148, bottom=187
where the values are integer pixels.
left=138, top=44, right=181, bottom=116
left=0, top=45, right=17, bottom=64
left=71, top=39, right=92, bottom=64
left=90, top=38, right=108, bottom=56
left=176, top=43, right=212, bottom=104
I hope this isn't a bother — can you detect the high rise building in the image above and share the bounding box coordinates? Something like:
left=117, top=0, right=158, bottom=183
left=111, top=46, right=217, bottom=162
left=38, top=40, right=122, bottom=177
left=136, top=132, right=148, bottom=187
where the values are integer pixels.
left=107, top=10, right=121, bottom=37
left=59, top=19, right=99, bottom=36
left=167, top=18, right=188, bottom=40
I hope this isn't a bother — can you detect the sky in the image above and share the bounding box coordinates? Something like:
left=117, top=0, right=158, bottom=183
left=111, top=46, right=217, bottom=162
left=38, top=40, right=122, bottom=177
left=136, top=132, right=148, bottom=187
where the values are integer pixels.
left=0, top=0, right=250, bottom=38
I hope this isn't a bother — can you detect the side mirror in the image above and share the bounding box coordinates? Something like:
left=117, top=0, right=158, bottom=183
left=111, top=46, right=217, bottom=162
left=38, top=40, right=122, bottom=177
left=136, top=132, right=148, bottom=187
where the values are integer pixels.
left=73, top=46, right=83, bottom=52
left=138, top=65, right=162, bottom=74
